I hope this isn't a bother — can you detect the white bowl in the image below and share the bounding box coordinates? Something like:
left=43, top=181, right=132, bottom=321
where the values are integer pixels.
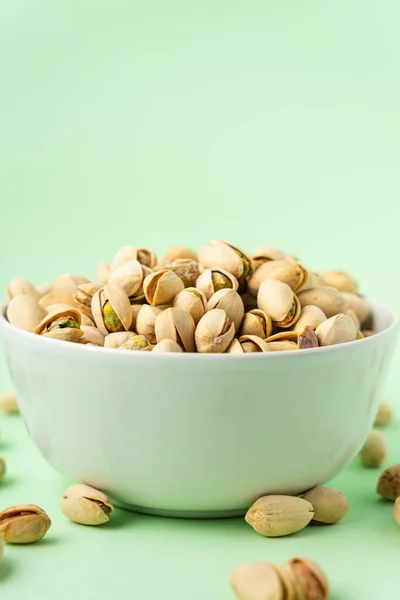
left=1, top=298, right=398, bottom=518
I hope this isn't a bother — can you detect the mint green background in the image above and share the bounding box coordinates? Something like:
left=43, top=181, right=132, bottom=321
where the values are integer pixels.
left=1, top=1, right=400, bottom=598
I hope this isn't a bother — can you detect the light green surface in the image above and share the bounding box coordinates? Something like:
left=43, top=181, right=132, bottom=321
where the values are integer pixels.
left=1, top=1, right=400, bottom=598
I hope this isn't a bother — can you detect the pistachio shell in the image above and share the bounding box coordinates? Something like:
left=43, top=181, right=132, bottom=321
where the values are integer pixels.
left=45, top=303, right=94, bottom=327
left=0, top=388, right=19, bottom=413
left=0, top=504, right=51, bottom=544
left=245, top=495, right=314, bottom=537
left=97, top=263, right=111, bottom=284
left=252, top=246, right=288, bottom=270
left=143, top=270, right=184, bottom=306
left=322, top=269, right=358, bottom=294
left=91, top=283, right=132, bottom=335
left=111, top=246, right=156, bottom=270
left=35, top=282, right=53, bottom=298
left=258, top=279, right=301, bottom=327
left=346, top=307, right=360, bottom=330
left=240, top=309, right=273, bottom=339
left=109, top=259, right=144, bottom=297
left=360, top=430, right=388, bottom=467
left=152, top=339, right=183, bottom=353
left=173, top=287, right=207, bottom=324
left=6, top=278, right=40, bottom=302
left=374, top=401, right=392, bottom=426
left=7, top=295, right=47, bottom=332
left=198, top=240, right=251, bottom=279
left=315, top=314, right=357, bottom=346
left=297, top=286, right=347, bottom=318
left=50, top=274, right=81, bottom=304
left=155, top=308, right=196, bottom=352
left=227, top=338, right=243, bottom=353
left=248, top=257, right=307, bottom=296
left=341, top=292, right=371, bottom=327
left=362, top=329, right=375, bottom=338
left=157, top=259, right=200, bottom=288
left=377, top=464, right=400, bottom=500
left=290, top=305, right=327, bottom=332
left=136, top=305, right=163, bottom=344
left=207, top=289, right=244, bottom=332
left=265, top=331, right=299, bottom=343
left=74, top=282, right=100, bottom=317
left=238, top=335, right=270, bottom=352
left=79, top=325, right=105, bottom=346
left=195, top=309, right=235, bottom=353
left=130, top=304, right=142, bottom=332
left=279, top=557, right=329, bottom=600
left=60, top=484, right=113, bottom=526
left=298, top=326, right=319, bottom=350
left=119, top=335, right=153, bottom=351
left=196, top=267, right=239, bottom=300
left=266, top=327, right=318, bottom=350
left=296, top=270, right=324, bottom=293
left=35, top=307, right=83, bottom=343
left=163, top=246, right=198, bottom=262
left=230, top=562, right=284, bottom=600
left=301, top=487, right=349, bottom=524
left=265, top=340, right=299, bottom=352
left=43, top=327, right=83, bottom=342
left=104, top=331, right=135, bottom=349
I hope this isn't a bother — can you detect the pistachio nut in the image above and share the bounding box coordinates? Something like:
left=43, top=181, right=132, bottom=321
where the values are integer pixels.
left=341, top=292, right=371, bottom=327
left=360, top=430, right=388, bottom=467
left=136, top=305, right=162, bottom=344
left=290, top=305, right=327, bottom=332
left=130, top=303, right=142, bottom=332
left=240, top=292, right=259, bottom=311
left=195, top=308, right=235, bottom=353
left=6, top=278, right=40, bottom=302
left=230, top=562, right=285, bottom=600
left=207, top=289, right=244, bottom=332
left=298, top=326, right=319, bottom=349
left=152, top=339, right=183, bottom=353
left=35, top=307, right=83, bottom=342
left=226, top=338, right=243, bottom=353
left=297, top=286, right=347, bottom=319
left=40, top=274, right=88, bottom=307
left=109, top=259, right=144, bottom=297
left=104, top=331, right=135, bottom=349
left=97, top=262, right=111, bottom=284
left=393, top=497, right=400, bottom=526
left=35, top=282, right=53, bottom=298
left=237, top=335, right=270, bottom=352
left=377, top=464, right=400, bottom=500
left=0, top=504, right=51, bottom=543
left=0, top=388, right=19, bottom=413
left=248, top=257, right=307, bottom=297
left=374, top=401, right=392, bottom=426
left=91, top=283, right=132, bottom=334
left=240, top=309, right=273, bottom=339
left=60, top=483, right=114, bottom=525
left=74, top=282, right=100, bottom=318
left=173, top=287, right=207, bottom=324
left=296, top=270, right=324, bottom=292
left=195, top=267, right=239, bottom=300
left=265, top=340, right=299, bottom=352
left=163, top=246, right=198, bottom=262
left=315, top=314, right=357, bottom=346
left=279, top=557, right=329, bottom=600
left=119, top=334, right=153, bottom=351
left=79, top=325, right=105, bottom=346
left=362, top=329, right=375, bottom=338
left=301, top=487, right=349, bottom=524
left=345, top=307, right=360, bottom=330
left=156, top=259, right=200, bottom=288
left=0, top=457, right=5, bottom=479
left=251, top=245, right=288, bottom=270
left=245, top=495, right=314, bottom=537
left=322, top=269, right=358, bottom=294
left=6, top=294, right=47, bottom=332
left=44, top=303, right=94, bottom=327
left=356, top=330, right=364, bottom=340
left=198, top=240, right=252, bottom=279
left=155, top=307, right=196, bottom=352
left=143, top=270, right=184, bottom=306
left=111, top=245, right=157, bottom=270
left=258, top=279, right=301, bottom=328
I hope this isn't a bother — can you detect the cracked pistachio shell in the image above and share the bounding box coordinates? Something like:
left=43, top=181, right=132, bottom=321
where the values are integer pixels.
left=130, top=304, right=142, bottom=332
left=61, top=484, right=114, bottom=525
left=296, top=270, right=324, bottom=293
left=195, top=308, right=235, bottom=353
left=97, top=262, right=111, bottom=284
left=152, top=339, right=183, bottom=353
left=6, top=278, right=40, bottom=302
left=298, top=326, right=319, bottom=349
left=7, top=295, right=46, bottom=332
left=35, top=282, right=53, bottom=298
left=128, top=265, right=153, bottom=303
left=0, top=388, right=19, bottom=413
left=258, top=279, right=301, bottom=328
left=45, top=303, right=94, bottom=327
left=377, top=464, right=400, bottom=500
left=35, top=307, right=83, bottom=342
left=111, top=245, right=157, bottom=270
left=226, top=338, right=243, bottom=353
left=155, top=307, right=196, bottom=352
left=315, top=314, right=357, bottom=346
left=245, top=495, right=314, bottom=537
left=230, top=562, right=284, bottom=600
left=91, top=283, right=132, bottom=335
left=322, top=269, right=358, bottom=294
left=79, top=325, right=105, bottom=346
left=251, top=246, right=288, bottom=270
left=265, top=340, right=298, bottom=351
left=374, top=401, right=392, bottom=426
left=198, top=240, right=252, bottom=279
left=109, top=259, right=144, bottom=297
left=119, top=334, right=153, bottom=351
left=104, top=331, right=135, bottom=348
left=0, top=504, right=51, bottom=544
left=207, top=289, right=244, bottom=332
left=136, top=305, right=162, bottom=344
left=163, top=246, right=198, bottom=262
left=173, top=287, right=207, bottom=324
left=341, top=292, right=371, bottom=327
left=74, top=283, right=100, bottom=317
left=143, top=270, right=184, bottom=306
left=237, top=335, right=270, bottom=353
left=195, top=267, right=239, bottom=300
left=240, top=309, right=273, bottom=339
left=248, top=257, right=307, bottom=297
left=297, top=286, right=347, bottom=318
left=279, top=557, right=329, bottom=600
left=359, top=430, right=388, bottom=467
left=301, top=487, right=349, bottom=524
left=290, top=305, right=327, bottom=332
left=156, top=259, right=200, bottom=288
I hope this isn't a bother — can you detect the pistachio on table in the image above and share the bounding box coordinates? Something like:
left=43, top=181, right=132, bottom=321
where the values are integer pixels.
left=0, top=457, right=6, bottom=479
left=279, top=556, right=329, bottom=600
left=377, top=464, right=400, bottom=500
left=374, top=401, right=393, bottom=426
left=301, top=486, right=349, bottom=524
left=245, top=495, right=314, bottom=537
left=359, top=430, right=388, bottom=467
left=0, top=388, right=19, bottom=413
left=0, top=504, right=51, bottom=543
left=60, top=483, right=114, bottom=525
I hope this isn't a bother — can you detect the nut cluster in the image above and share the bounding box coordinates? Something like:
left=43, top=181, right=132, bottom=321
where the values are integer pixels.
left=5, top=242, right=373, bottom=353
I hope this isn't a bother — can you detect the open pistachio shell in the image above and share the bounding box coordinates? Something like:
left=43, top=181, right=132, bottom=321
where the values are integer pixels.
left=346, top=307, right=360, bottom=330
left=290, top=305, right=327, bottom=332
left=316, top=314, right=357, bottom=346
left=163, top=246, right=197, bottom=262
left=238, top=334, right=270, bottom=352
left=143, top=270, right=184, bottom=306
left=35, top=307, right=83, bottom=342
left=91, top=283, right=132, bottom=335
left=152, top=339, right=183, bottom=353
left=196, top=268, right=239, bottom=300
left=298, top=326, right=319, bottom=349
left=111, top=245, right=157, bottom=271
left=279, top=557, right=329, bottom=600
left=267, top=327, right=318, bottom=350
left=240, top=309, right=273, bottom=339
left=195, top=309, right=235, bottom=353
left=230, top=562, right=285, bottom=600
left=155, top=308, right=196, bottom=352
left=104, top=331, right=135, bottom=349
left=297, top=286, right=347, bottom=319
left=6, top=278, right=40, bottom=302
left=226, top=338, right=243, bottom=353
left=39, top=274, right=82, bottom=308
left=251, top=246, right=288, bottom=270
left=296, top=270, right=324, bottom=292
left=322, top=270, right=358, bottom=294
left=173, top=287, right=207, bottom=324
left=119, top=335, right=153, bottom=351
left=258, top=279, right=301, bottom=328
left=74, top=282, right=100, bottom=318
left=79, top=325, right=105, bottom=346
left=198, top=240, right=252, bottom=279
left=97, top=263, right=111, bottom=285
left=45, top=303, right=94, bottom=327
left=207, top=289, right=244, bottom=332
left=130, top=304, right=142, bottom=332
left=341, top=292, right=371, bottom=327
left=136, top=305, right=162, bottom=344
left=156, top=259, right=200, bottom=288
left=248, top=257, right=307, bottom=297
left=109, top=259, right=144, bottom=297
left=6, top=295, right=47, bottom=333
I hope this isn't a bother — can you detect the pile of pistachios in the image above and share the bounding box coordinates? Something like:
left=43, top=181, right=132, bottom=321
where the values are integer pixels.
left=4, top=241, right=373, bottom=352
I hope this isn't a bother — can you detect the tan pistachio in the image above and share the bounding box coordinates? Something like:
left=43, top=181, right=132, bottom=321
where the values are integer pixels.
left=235, top=335, right=270, bottom=353
left=152, top=339, right=183, bottom=353
left=298, top=326, right=319, bottom=350
left=240, top=309, right=273, bottom=339
left=245, top=495, right=314, bottom=537
left=6, top=278, right=40, bottom=302
left=248, top=257, right=307, bottom=297
left=74, top=283, right=100, bottom=318
left=265, top=340, right=299, bottom=352
left=143, top=270, right=184, bottom=306
left=44, top=303, right=95, bottom=327
left=356, top=330, right=364, bottom=340
left=79, top=325, right=105, bottom=346
left=226, top=339, right=243, bottom=353
left=35, top=282, right=53, bottom=298
left=60, top=484, right=114, bottom=525
left=341, top=292, right=371, bottom=328
left=374, top=401, right=393, bottom=426
left=111, top=245, right=157, bottom=270
left=119, top=335, right=153, bottom=351
left=195, top=267, right=239, bottom=300
left=91, top=283, right=132, bottom=335
left=322, top=269, right=358, bottom=294
left=290, top=305, right=327, bottom=332
left=39, top=274, right=89, bottom=308
left=301, top=487, right=349, bottom=524
left=198, top=240, right=252, bottom=279
left=35, top=308, right=83, bottom=342
left=296, top=271, right=324, bottom=293
left=109, top=259, right=144, bottom=297
left=207, top=289, right=244, bottom=332
left=360, top=430, right=388, bottom=467
left=163, top=246, right=198, bottom=262
left=130, top=304, right=142, bottom=332
left=315, top=314, right=357, bottom=346
left=173, top=287, right=207, bottom=324
left=377, top=464, right=400, bottom=500
left=0, top=504, right=51, bottom=544
left=0, top=388, right=19, bottom=413
left=156, top=259, right=200, bottom=288
left=297, top=286, right=347, bottom=318
left=230, top=562, right=284, bottom=600
left=362, top=329, right=375, bottom=338
left=104, top=331, right=135, bottom=349
left=155, top=308, right=196, bottom=352
left=136, top=305, right=163, bottom=344
left=393, top=497, right=400, bottom=526
left=265, top=328, right=318, bottom=351
left=97, top=262, right=111, bottom=284
left=195, top=309, right=235, bottom=353
left=258, top=279, right=301, bottom=328
left=345, top=307, right=360, bottom=330
left=7, top=294, right=47, bottom=332
left=251, top=246, right=288, bottom=270
left=279, top=557, right=329, bottom=600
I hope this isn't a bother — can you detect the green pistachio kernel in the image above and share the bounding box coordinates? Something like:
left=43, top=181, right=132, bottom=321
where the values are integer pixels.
left=48, top=317, right=80, bottom=332
left=211, top=271, right=232, bottom=292
left=120, top=335, right=151, bottom=350
left=102, top=301, right=123, bottom=332
left=235, top=250, right=251, bottom=278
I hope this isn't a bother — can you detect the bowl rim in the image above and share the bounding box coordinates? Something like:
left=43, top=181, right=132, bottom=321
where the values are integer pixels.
left=1, top=297, right=399, bottom=362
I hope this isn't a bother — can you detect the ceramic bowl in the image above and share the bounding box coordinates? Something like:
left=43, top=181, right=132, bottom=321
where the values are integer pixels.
left=1, top=298, right=398, bottom=518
